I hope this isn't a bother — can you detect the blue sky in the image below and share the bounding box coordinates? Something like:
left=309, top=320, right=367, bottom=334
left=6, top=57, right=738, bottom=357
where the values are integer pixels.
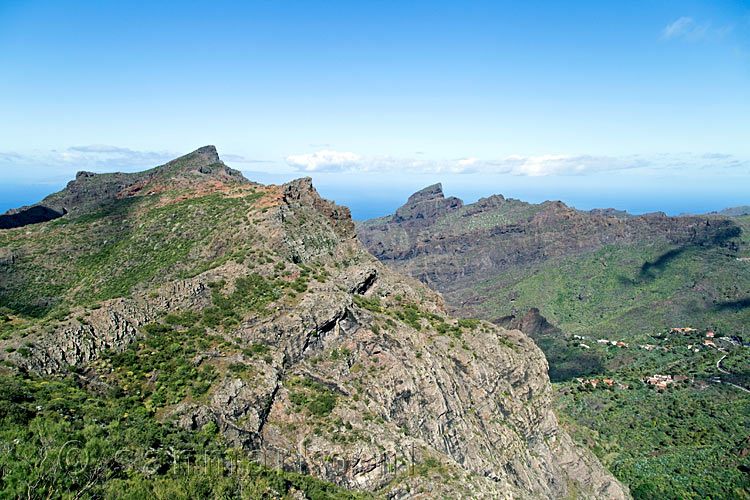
left=1, top=0, right=748, bottom=218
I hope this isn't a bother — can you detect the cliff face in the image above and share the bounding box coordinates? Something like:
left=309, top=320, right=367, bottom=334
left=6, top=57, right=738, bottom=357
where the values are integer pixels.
left=0, top=148, right=628, bottom=499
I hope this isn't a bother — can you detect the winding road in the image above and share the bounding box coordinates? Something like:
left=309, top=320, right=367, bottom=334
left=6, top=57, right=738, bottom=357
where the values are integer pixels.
left=717, top=354, right=730, bottom=375
left=714, top=354, right=750, bottom=393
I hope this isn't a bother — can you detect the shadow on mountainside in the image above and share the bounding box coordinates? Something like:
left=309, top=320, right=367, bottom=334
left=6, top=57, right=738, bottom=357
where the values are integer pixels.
left=617, top=246, right=689, bottom=286
left=638, top=247, right=686, bottom=280
left=713, top=297, right=750, bottom=312
left=0, top=205, right=66, bottom=229
left=495, top=310, right=605, bottom=382
left=619, top=224, right=742, bottom=286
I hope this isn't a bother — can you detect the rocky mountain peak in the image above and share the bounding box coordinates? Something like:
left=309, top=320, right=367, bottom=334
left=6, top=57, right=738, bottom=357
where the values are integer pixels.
left=192, top=144, right=220, bottom=162
left=148, top=145, right=244, bottom=181
left=585, top=207, right=633, bottom=218
left=282, top=177, right=355, bottom=238
left=496, top=308, right=562, bottom=338
left=393, top=183, right=463, bottom=226
left=406, top=183, right=445, bottom=204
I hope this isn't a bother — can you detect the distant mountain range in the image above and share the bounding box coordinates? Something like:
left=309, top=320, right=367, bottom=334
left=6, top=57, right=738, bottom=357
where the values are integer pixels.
left=680, top=205, right=750, bottom=218
left=584, top=205, right=750, bottom=219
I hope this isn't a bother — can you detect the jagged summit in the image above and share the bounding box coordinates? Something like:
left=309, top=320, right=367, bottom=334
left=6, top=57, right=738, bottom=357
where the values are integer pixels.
left=406, top=182, right=445, bottom=204
left=143, top=144, right=240, bottom=180
left=117, top=144, right=247, bottom=185
left=393, top=183, right=463, bottom=226
left=0, top=146, right=248, bottom=229
left=585, top=207, right=633, bottom=218
left=191, top=144, right=220, bottom=161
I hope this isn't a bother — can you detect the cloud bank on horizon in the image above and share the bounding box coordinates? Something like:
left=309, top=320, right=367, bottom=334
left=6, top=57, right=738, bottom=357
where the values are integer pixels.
left=2, top=145, right=748, bottom=183
left=1, top=143, right=748, bottom=185
left=284, top=149, right=748, bottom=177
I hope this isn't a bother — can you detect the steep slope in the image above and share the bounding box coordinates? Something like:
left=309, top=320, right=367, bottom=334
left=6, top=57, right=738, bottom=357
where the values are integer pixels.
left=0, top=149, right=628, bottom=499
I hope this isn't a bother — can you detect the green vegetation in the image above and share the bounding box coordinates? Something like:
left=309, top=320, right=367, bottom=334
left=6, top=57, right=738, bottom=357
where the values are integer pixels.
left=354, top=296, right=484, bottom=343
left=432, top=198, right=546, bottom=235
left=102, top=321, right=223, bottom=410
left=552, top=325, right=750, bottom=500
left=288, top=377, right=338, bottom=417
left=0, top=190, right=269, bottom=319
left=474, top=237, right=750, bottom=342
left=558, top=383, right=749, bottom=500
left=394, top=303, right=423, bottom=330
left=361, top=195, right=750, bottom=499
left=467, top=231, right=750, bottom=383
left=352, top=294, right=382, bottom=313
left=352, top=294, right=480, bottom=340
left=205, top=273, right=281, bottom=329
left=0, top=372, right=379, bottom=500
left=0, top=155, right=385, bottom=499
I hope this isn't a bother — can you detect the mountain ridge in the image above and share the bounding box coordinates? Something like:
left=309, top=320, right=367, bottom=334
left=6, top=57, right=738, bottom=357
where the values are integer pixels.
left=0, top=145, right=247, bottom=230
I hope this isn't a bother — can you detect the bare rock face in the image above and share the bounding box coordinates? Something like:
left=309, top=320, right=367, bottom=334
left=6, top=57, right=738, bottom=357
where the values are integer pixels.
left=392, top=183, right=464, bottom=228
left=0, top=148, right=630, bottom=499
left=496, top=308, right=561, bottom=338
left=7, top=299, right=152, bottom=374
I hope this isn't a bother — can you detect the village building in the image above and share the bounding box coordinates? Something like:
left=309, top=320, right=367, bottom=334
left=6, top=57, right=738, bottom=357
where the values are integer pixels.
left=645, top=374, right=675, bottom=389
left=670, top=327, right=697, bottom=333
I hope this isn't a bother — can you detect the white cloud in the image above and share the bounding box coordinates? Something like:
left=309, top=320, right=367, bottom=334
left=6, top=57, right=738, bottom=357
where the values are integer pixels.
left=662, top=17, right=697, bottom=39
left=286, top=150, right=362, bottom=172
left=457, top=157, right=481, bottom=167
left=501, top=154, right=648, bottom=176
left=2, top=146, right=745, bottom=185
left=284, top=150, right=750, bottom=177
left=661, top=17, right=732, bottom=41
left=284, top=150, right=653, bottom=176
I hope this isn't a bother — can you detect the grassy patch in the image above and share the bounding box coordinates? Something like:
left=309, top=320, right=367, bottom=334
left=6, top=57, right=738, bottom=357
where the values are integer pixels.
left=288, top=377, right=338, bottom=417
